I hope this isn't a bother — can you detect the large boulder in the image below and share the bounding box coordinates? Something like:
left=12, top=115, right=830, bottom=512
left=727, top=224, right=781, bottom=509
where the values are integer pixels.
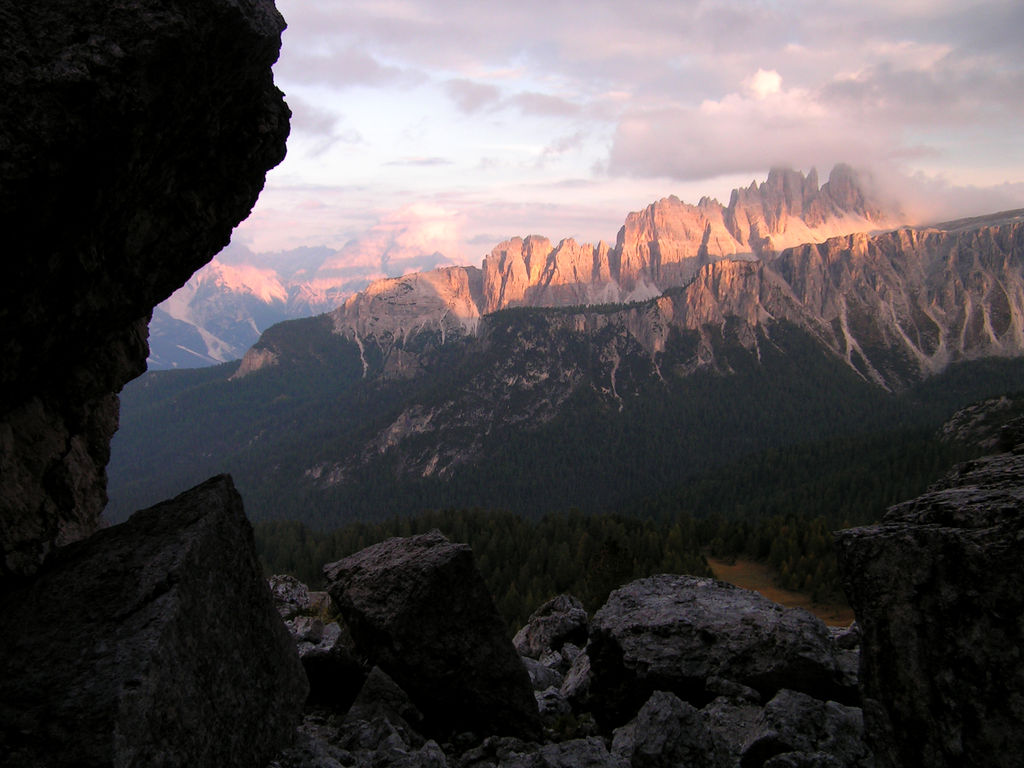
left=0, top=0, right=289, bottom=579
left=835, top=447, right=1024, bottom=768
left=583, top=575, right=850, bottom=728
left=324, top=531, right=542, bottom=740
left=0, top=475, right=308, bottom=767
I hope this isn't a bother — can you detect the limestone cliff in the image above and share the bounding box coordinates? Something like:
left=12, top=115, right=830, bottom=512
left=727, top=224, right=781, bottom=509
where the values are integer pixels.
left=476, top=165, right=894, bottom=305
left=615, top=164, right=892, bottom=293
left=229, top=165, right=899, bottom=386
left=477, top=211, right=1024, bottom=394
left=332, top=267, right=483, bottom=345
left=482, top=236, right=620, bottom=313
left=0, top=0, right=289, bottom=578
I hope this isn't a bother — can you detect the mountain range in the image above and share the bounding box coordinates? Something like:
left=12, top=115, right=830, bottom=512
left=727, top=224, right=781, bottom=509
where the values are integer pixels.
left=150, top=164, right=890, bottom=369
left=108, top=167, right=1024, bottom=528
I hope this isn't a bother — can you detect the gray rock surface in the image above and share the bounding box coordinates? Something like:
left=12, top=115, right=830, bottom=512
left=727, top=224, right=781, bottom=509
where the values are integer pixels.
left=271, top=573, right=315, bottom=619
left=499, top=738, right=627, bottom=768
left=269, top=574, right=366, bottom=709
left=457, top=736, right=625, bottom=768
left=339, top=666, right=427, bottom=753
left=701, top=696, right=764, bottom=768
left=739, top=690, right=872, bottom=768
left=835, top=447, right=1024, bottom=768
left=559, top=647, right=593, bottom=703
left=0, top=475, right=307, bottom=767
left=612, top=691, right=717, bottom=768
left=584, top=575, right=849, bottom=727
left=0, top=0, right=289, bottom=578
left=513, top=594, right=589, bottom=659
left=324, top=531, right=542, bottom=740
left=271, top=704, right=449, bottom=768
left=523, top=656, right=564, bottom=691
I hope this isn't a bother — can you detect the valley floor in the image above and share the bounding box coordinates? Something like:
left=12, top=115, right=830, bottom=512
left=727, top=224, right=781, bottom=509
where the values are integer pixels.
left=706, top=556, right=855, bottom=626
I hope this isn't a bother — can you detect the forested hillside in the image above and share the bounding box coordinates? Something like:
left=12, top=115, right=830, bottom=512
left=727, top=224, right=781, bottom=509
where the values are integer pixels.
left=251, top=384, right=1024, bottom=631
left=107, top=299, right=1024, bottom=530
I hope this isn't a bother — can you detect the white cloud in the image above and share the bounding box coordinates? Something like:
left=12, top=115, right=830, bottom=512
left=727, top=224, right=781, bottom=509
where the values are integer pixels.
left=746, top=69, right=782, bottom=99
left=608, top=75, right=895, bottom=181
left=319, top=204, right=465, bottom=277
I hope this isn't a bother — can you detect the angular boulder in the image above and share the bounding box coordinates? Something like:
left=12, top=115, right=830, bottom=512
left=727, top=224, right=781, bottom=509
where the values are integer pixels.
left=584, top=575, right=849, bottom=727
left=324, top=531, right=541, bottom=740
left=611, top=691, right=717, bottom=768
left=0, top=475, right=307, bottom=767
left=739, top=689, right=872, bottom=768
left=0, top=0, right=289, bottom=579
left=835, top=448, right=1024, bottom=768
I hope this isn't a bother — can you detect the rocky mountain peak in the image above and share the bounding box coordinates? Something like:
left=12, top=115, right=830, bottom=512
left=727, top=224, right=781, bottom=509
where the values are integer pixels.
left=332, top=266, right=483, bottom=342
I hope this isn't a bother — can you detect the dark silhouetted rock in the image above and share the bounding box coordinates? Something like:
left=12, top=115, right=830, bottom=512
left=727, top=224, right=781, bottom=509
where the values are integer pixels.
left=584, top=575, right=849, bottom=727
left=739, top=690, right=872, bottom=768
left=0, top=0, right=289, bottom=579
left=835, top=448, right=1024, bottom=768
left=612, top=691, right=717, bottom=768
left=513, top=594, right=589, bottom=659
left=323, top=531, right=542, bottom=740
left=500, top=738, right=627, bottom=768
left=458, top=736, right=625, bottom=768
left=271, top=699, right=449, bottom=768
left=298, top=620, right=368, bottom=710
left=0, top=475, right=307, bottom=767
left=828, top=624, right=861, bottom=691
left=339, top=666, right=427, bottom=753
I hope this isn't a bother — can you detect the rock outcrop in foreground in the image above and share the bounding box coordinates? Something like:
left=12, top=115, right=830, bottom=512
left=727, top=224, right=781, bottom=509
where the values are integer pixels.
left=323, top=531, right=542, bottom=741
left=836, top=423, right=1024, bottom=768
left=0, top=0, right=290, bottom=578
left=277, top=539, right=873, bottom=767
left=0, top=0, right=302, bottom=762
left=0, top=476, right=308, bottom=767
left=580, top=575, right=854, bottom=727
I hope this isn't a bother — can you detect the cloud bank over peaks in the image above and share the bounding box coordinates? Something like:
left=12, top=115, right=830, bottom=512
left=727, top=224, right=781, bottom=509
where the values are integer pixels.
left=608, top=68, right=894, bottom=182
left=317, top=203, right=463, bottom=282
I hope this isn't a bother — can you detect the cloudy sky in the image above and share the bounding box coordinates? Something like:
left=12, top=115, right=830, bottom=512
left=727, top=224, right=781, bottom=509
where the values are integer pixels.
left=230, top=0, right=1024, bottom=271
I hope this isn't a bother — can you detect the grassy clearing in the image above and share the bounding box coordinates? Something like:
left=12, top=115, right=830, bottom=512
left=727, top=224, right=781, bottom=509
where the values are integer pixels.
left=706, top=556, right=855, bottom=627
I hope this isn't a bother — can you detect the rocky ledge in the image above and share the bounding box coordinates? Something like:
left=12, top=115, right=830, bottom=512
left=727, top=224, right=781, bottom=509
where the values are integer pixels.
left=836, top=418, right=1024, bottom=768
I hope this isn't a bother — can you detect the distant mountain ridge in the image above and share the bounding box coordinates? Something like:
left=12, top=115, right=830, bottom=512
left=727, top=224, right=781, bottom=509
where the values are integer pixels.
left=234, top=164, right=902, bottom=378
left=152, top=164, right=892, bottom=369
left=148, top=248, right=349, bottom=369
left=238, top=203, right=1024, bottom=395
